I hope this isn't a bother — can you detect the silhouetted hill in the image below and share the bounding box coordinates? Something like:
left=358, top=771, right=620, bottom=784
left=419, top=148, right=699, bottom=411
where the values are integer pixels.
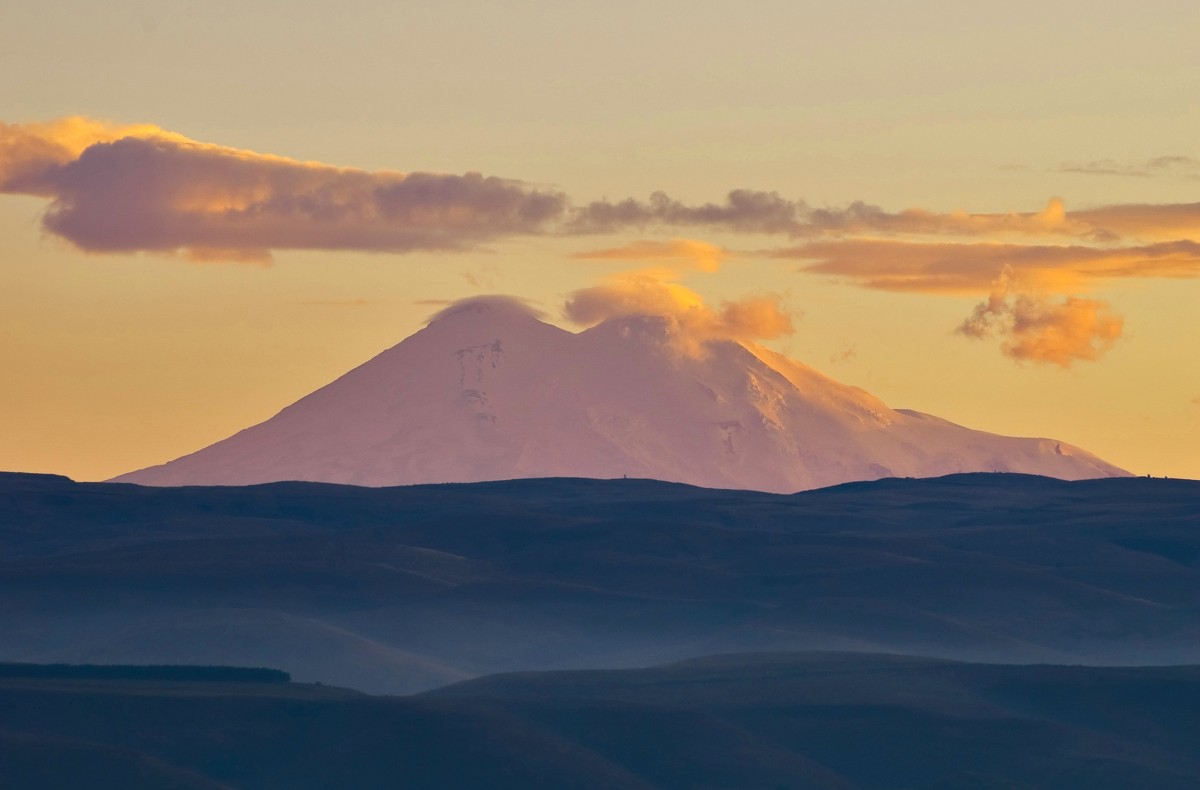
left=1, top=471, right=1197, bottom=692
left=2, top=653, right=1198, bottom=789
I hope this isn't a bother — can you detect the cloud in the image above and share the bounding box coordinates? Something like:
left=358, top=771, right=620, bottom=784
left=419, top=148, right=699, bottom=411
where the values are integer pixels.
left=569, top=190, right=808, bottom=236
left=183, top=246, right=273, bottom=265
left=570, top=238, right=728, bottom=272
left=772, top=238, right=1200, bottom=294
left=564, top=271, right=792, bottom=356
left=567, top=193, right=1083, bottom=240
left=567, top=193, right=1200, bottom=244
left=1067, top=202, right=1200, bottom=243
left=957, top=269, right=1123, bottom=366
left=1056, top=155, right=1200, bottom=179
left=426, top=295, right=547, bottom=323
left=0, top=116, right=181, bottom=195
left=796, top=197, right=1199, bottom=244
left=299, top=299, right=373, bottom=307
left=0, top=117, right=567, bottom=261
left=829, top=347, right=856, bottom=365
left=571, top=193, right=1200, bottom=247
left=460, top=263, right=501, bottom=289
left=822, top=196, right=1200, bottom=245
left=567, top=241, right=745, bottom=343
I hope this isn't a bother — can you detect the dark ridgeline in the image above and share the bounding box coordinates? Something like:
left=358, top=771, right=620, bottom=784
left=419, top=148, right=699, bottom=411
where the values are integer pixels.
left=1, top=653, right=1198, bottom=789
left=0, top=663, right=289, bottom=683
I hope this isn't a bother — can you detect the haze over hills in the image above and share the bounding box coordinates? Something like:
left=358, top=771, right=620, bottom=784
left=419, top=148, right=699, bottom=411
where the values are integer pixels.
left=114, top=297, right=1126, bottom=491
left=3, top=471, right=1196, bottom=694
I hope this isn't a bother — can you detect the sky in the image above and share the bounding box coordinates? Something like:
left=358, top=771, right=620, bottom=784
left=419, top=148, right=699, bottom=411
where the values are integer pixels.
left=2, top=0, right=1198, bottom=482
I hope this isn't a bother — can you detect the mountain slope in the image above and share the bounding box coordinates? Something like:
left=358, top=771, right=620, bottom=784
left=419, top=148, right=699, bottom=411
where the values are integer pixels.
left=114, top=296, right=1126, bottom=491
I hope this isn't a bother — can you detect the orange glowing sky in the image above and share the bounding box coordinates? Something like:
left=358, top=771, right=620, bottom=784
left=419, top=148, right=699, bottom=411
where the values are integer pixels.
left=2, top=0, right=1198, bottom=481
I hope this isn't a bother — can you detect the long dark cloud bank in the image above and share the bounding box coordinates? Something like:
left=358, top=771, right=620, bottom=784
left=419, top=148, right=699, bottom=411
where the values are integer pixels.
left=569, top=190, right=810, bottom=235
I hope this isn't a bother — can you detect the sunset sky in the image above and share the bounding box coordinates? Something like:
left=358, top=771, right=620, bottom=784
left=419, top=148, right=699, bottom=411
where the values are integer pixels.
left=2, top=0, right=1198, bottom=482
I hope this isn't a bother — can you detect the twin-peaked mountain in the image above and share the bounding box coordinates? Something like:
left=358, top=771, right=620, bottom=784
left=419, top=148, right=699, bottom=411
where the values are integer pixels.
left=115, top=297, right=1126, bottom=490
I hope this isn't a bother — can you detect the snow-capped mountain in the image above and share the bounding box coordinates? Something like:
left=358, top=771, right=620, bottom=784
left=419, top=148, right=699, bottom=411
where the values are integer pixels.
left=114, top=297, right=1128, bottom=491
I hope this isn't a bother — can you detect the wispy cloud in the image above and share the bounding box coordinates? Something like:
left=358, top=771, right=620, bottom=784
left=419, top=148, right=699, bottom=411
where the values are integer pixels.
left=299, top=299, right=373, bottom=307
left=572, top=193, right=1200, bottom=244
left=568, top=193, right=1086, bottom=240
left=829, top=347, right=856, bottom=365
left=571, top=238, right=728, bottom=272
left=1055, top=155, right=1200, bottom=179
left=426, top=295, right=546, bottom=322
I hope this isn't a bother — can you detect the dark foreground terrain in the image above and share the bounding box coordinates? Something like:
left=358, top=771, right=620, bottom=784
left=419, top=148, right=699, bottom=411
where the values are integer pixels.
left=2, top=653, right=1198, bottom=789
left=1, top=471, right=1198, bottom=693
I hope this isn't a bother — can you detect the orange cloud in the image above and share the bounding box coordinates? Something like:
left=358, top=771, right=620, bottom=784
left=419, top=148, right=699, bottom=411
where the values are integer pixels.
left=957, top=271, right=1123, bottom=367
left=571, top=238, right=728, bottom=272
left=0, top=117, right=177, bottom=196
left=0, top=117, right=567, bottom=261
left=564, top=272, right=792, bottom=356
left=773, top=239, right=1200, bottom=294
left=1069, top=202, right=1200, bottom=243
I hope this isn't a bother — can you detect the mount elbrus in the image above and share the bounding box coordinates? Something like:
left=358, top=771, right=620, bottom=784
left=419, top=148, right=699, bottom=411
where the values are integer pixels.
left=115, top=297, right=1126, bottom=491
